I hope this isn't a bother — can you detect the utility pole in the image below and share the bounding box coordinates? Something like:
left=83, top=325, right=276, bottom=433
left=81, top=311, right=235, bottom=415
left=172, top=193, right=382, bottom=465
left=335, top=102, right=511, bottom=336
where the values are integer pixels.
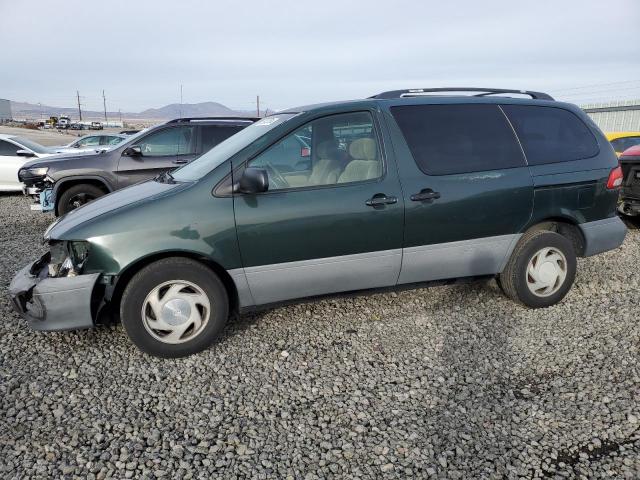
left=256, top=95, right=260, bottom=117
left=102, top=90, right=107, bottom=122
left=118, top=109, right=122, bottom=126
left=180, top=84, right=183, bottom=118
left=76, top=90, right=82, bottom=121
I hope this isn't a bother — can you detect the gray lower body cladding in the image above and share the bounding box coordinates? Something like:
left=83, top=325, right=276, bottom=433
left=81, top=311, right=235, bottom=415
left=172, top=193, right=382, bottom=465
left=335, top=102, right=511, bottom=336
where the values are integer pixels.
left=8, top=219, right=627, bottom=330
left=578, top=217, right=627, bottom=257
left=8, top=255, right=100, bottom=331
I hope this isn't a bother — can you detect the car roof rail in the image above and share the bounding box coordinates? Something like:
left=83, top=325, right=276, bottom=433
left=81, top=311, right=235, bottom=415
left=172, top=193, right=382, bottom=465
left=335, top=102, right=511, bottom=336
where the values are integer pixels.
left=167, top=116, right=259, bottom=124
left=370, top=87, right=554, bottom=101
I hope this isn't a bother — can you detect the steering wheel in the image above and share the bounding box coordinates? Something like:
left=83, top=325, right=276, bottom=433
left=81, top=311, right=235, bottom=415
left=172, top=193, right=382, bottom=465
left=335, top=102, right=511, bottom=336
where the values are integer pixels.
left=263, top=161, right=290, bottom=189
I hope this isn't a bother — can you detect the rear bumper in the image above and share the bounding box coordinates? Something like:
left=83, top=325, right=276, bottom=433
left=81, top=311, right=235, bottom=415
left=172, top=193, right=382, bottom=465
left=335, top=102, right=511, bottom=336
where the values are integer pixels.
left=8, top=255, right=100, bottom=331
left=579, top=217, right=627, bottom=257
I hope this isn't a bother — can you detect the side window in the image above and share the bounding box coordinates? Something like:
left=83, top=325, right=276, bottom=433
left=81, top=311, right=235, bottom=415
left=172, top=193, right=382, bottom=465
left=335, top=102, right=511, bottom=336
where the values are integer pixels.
left=136, top=126, right=196, bottom=156
left=390, top=104, right=526, bottom=175
left=247, top=112, right=382, bottom=190
left=502, top=105, right=599, bottom=165
left=77, top=136, right=101, bottom=147
left=0, top=140, right=20, bottom=156
left=201, top=125, right=243, bottom=153
left=106, top=136, right=124, bottom=145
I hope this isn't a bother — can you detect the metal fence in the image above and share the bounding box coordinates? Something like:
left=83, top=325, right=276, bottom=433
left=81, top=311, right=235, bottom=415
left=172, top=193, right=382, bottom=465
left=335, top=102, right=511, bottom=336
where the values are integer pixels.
left=581, top=99, right=640, bottom=132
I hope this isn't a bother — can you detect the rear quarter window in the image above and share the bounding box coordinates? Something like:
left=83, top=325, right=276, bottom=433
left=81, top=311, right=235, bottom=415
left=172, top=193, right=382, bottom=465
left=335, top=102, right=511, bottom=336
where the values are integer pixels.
left=390, top=104, right=526, bottom=175
left=502, top=105, right=599, bottom=165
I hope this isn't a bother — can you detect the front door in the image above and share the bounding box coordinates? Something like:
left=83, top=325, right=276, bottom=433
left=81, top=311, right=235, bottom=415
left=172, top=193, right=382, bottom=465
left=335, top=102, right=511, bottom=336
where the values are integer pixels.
left=0, top=139, right=27, bottom=190
left=116, top=125, right=198, bottom=187
left=233, top=111, right=405, bottom=305
left=384, top=103, right=534, bottom=284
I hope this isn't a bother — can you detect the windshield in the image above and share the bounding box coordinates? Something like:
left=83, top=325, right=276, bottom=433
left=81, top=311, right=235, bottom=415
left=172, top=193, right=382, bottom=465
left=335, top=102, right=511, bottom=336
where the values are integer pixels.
left=172, top=114, right=297, bottom=181
left=12, top=136, right=52, bottom=154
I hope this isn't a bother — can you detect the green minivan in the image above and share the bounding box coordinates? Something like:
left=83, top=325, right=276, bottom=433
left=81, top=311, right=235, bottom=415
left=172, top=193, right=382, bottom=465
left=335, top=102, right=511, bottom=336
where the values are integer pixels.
left=9, top=88, right=627, bottom=357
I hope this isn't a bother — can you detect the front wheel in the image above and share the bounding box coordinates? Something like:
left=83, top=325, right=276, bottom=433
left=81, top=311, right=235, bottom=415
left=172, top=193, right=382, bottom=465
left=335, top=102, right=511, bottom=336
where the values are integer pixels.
left=120, top=258, right=229, bottom=358
left=57, top=183, right=105, bottom=215
left=499, top=230, right=577, bottom=308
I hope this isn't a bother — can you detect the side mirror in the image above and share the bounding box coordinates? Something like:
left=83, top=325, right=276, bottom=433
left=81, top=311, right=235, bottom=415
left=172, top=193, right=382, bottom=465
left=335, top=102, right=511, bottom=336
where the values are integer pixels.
left=124, top=145, right=142, bottom=156
left=237, top=167, right=269, bottom=194
left=16, top=149, right=35, bottom=158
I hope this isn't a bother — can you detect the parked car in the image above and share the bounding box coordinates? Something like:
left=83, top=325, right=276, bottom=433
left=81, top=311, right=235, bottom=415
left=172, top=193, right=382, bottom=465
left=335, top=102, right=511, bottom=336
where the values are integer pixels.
left=0, top=135, right=55, bottom=191
left=606, top=132, right=640, bottom=157
left=90, top=122, right=103, bottom=130
left=19, top=117, right=257, bottom=215
left=9, top=87, right=627, bottom=358
left=618, top=145, right=640, bottom=217
left=51, top=134, right=127, bottom=154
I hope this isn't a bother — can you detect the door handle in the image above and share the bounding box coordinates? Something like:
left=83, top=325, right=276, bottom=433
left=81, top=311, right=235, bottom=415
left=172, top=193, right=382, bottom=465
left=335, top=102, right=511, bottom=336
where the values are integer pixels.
left=410, top=189, right=441, bottom=202
left=366, top=194, right=398, bottom=207
left=173, top=159, right=188, bottom=165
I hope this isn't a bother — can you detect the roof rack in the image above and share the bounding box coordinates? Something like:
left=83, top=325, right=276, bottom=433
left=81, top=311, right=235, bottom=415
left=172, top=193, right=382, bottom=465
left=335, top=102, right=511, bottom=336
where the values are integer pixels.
left=167, top=116, right=259, bottom=123
left=370, top=87, right=554, bottom=101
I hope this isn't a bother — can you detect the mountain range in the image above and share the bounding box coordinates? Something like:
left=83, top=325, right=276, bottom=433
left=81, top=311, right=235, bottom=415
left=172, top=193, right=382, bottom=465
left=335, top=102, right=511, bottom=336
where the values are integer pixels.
left=8, top=100, right=267, bottom=121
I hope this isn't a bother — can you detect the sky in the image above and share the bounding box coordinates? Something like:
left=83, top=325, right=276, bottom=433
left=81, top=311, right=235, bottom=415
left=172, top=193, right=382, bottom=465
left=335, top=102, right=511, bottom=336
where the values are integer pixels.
left=1, top=0, right=640, bottom=113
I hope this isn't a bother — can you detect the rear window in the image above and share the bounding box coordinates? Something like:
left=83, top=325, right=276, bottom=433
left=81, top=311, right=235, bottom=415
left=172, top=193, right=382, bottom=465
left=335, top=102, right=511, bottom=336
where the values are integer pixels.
left=502, top=105, right=599, bottom=165
left=201, top=125, right=244, bottom=153
left=390, top=104, right=526, bottom=175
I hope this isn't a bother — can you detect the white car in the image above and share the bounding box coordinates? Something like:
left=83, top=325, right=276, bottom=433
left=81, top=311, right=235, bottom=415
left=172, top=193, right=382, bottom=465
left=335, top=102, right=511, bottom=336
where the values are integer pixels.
left=0, top=135, right=56, bottom=192
left=52, top=134, right=127, bottom=154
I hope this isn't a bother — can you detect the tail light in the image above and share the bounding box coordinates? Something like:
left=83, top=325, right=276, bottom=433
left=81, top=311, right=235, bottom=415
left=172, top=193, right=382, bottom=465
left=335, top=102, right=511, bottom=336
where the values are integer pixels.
left=607, top=166, right=623, bottom=189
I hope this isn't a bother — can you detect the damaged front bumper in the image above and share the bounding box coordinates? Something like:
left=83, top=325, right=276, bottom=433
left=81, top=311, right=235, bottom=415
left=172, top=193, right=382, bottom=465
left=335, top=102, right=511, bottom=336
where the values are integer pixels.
left=23, top=187, right=54, bottom=212
left=8, top=253, right=101, bottom=331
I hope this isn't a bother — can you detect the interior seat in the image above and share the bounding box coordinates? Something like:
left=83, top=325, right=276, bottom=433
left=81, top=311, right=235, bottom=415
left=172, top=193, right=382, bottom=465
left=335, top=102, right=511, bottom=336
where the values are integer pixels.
left=338, top=138, right=381, bottom=183
left=307, top=140, right=344, bottom=185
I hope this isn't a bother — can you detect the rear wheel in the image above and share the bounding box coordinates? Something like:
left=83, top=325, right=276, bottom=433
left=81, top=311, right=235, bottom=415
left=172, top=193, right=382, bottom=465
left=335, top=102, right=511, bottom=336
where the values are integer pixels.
left=120, top=258, right=229, bottom=358
left=57, top=183, right=105, bottom=215
left=499, top=230, right=576, bottom=308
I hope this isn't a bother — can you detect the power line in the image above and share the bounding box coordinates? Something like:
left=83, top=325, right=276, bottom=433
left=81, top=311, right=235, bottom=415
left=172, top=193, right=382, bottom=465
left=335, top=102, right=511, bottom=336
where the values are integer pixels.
left=553, top=79, right=640, bottom=93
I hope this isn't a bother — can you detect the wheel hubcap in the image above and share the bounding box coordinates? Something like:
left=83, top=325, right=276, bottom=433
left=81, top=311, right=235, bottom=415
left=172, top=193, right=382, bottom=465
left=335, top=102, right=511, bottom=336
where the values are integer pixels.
left=69, top=193, right=96, bottom=210
left=526, top=247, right=567, bottom=297
left=141, top=280, right=210, bottom=344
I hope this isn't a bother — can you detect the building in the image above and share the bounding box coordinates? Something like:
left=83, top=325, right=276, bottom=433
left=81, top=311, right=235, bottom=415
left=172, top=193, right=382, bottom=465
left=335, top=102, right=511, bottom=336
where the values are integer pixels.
left=0, top=99, right=11, bottom=121
left=581, top=99, right=640, bottom=132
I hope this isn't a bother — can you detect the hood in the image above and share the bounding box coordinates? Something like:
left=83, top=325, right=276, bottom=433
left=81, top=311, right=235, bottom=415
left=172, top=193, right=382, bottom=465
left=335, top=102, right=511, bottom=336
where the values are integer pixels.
left=21, top=150, right=108, bottom=169
left=45, top=180, right=189, bottom=240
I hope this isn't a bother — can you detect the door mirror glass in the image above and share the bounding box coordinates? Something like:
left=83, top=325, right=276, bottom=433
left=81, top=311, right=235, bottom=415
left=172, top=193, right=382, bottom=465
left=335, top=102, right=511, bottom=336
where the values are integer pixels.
left=16, top=149, right=35, bottom=157
left=124, top=145, right=142, bottom=156
left=237, top=167, right=269, bottom=194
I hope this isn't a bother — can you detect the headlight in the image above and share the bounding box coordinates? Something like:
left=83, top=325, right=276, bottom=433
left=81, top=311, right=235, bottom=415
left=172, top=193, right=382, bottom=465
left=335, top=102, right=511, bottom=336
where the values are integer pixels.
left=26, top=167, right=49, bottom=176
left=47, top=241, right=90, bottom=277
left=19, top=167, right=49, bottom=181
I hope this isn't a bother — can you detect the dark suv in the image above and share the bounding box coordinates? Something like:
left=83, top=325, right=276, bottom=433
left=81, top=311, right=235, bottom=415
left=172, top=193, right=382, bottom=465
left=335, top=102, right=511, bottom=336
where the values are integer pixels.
left=19, top=117, right=256, bottom=215
left=9, top=88, right=627, bottom=358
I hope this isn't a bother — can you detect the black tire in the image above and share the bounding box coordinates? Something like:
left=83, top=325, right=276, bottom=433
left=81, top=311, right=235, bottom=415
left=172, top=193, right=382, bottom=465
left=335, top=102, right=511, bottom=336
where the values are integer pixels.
left=57, top=184, right=105, bottom=215
left=120, top=258, right=229, bottom=358
left=499, top=230, right=577, bottom=308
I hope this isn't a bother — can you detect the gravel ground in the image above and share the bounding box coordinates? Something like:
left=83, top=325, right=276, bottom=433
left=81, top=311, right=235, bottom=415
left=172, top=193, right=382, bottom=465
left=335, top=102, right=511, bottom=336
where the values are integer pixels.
left=0, top=193, right=639, bottom=479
